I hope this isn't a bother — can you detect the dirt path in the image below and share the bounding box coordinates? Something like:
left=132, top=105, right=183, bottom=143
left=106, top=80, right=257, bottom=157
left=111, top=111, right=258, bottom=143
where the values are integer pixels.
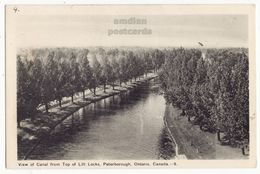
left=38, top=72, right=156, bottom=112
left=165, top=105, right=248, bottom=159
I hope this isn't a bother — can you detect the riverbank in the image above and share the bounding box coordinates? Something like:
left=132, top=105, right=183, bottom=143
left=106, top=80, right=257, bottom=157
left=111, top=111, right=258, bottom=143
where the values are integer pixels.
left=18, top=74, right=157, bottom=159
left=164, top=105, right=248, bottom=159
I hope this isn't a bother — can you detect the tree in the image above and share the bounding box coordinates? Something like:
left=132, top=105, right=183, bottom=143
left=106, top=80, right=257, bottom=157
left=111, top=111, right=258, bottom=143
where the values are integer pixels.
left=143, top=52, right=153, bottom=76
left=17, top=56, right=31, bottom=126
left=78, top=49, right=92, bottom=99
left=118, top=55, right=128, bottom=85
left=68, top=52, right=81, bottom=103
left=55, top=58, right=70, bottom=107
left=159, top=48, right=250, bottom=144
left=91, top=56, right=102, bottom=96
left=30, top=57, right=44, bottom=115
left=151, top=49, right=165, bottom=72
left=40, top=51, right=58, bottom=113
left=100, top=57, right=112, bottom=92
left=110, top=57, right=120, bottom=89
left=126, top=51, right=136, bottom=82
left=136, top=56, right=145, bottom=80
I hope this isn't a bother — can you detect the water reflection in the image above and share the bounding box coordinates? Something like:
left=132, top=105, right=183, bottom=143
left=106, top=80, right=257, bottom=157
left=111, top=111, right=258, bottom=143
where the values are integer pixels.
left=158, top=127, right=176, bottom=159
left=27, top=82, right=175, bottom=160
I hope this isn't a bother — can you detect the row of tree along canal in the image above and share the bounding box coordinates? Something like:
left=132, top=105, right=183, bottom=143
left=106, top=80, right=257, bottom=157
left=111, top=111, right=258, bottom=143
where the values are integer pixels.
left=159, top=47, right=249, bottom=153
left=18, top=78, right=177, bottom=160
left=17, top=47, right=249, bottom=158
left=17, top=48, right=165, bottom=126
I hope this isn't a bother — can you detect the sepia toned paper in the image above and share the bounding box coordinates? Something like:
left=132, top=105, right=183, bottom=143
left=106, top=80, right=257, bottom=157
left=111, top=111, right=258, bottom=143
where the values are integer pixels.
left=6, top=4, right=256, bottom=168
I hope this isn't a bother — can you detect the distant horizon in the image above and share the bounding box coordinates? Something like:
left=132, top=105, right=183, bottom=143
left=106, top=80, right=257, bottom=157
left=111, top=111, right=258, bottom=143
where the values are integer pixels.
left=14, top=15, right=248, bottom=48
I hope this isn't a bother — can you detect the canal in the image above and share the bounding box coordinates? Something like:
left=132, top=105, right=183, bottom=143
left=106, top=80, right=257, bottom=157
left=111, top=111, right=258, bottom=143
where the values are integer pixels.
left=27, top=81, right=175, bottom=160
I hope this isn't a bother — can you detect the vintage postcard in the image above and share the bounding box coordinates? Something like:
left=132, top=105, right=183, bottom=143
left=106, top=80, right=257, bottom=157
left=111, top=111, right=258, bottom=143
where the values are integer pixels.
left=5, top=5, right=256, bottom=168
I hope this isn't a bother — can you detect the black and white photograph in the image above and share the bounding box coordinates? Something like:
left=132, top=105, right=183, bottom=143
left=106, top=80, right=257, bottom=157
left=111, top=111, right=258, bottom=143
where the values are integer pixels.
left=5, top=4, right=256, bottom=168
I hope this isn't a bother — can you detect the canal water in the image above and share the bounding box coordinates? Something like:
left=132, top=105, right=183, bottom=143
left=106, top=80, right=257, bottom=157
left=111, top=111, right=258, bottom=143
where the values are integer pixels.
left=27, top=81, right=175, bottom=160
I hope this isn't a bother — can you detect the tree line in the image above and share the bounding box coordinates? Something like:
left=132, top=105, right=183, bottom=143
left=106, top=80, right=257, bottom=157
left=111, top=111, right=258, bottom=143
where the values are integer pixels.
left=17, top=47, right=165, bottom=126
left=17, top=46, right=249, bottom=150
left=159, top=48, right=249, bottom=149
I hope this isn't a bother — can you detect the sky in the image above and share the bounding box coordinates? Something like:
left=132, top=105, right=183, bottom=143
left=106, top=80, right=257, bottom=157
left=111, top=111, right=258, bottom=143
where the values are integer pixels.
left=14, top=14, right=248, bottom=48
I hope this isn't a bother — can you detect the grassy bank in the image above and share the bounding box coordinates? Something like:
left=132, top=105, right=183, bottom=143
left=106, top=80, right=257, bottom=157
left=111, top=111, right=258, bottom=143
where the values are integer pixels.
left=164, top=105, right=249, bottom=159
left=18, top=74, right=157, bottom=159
